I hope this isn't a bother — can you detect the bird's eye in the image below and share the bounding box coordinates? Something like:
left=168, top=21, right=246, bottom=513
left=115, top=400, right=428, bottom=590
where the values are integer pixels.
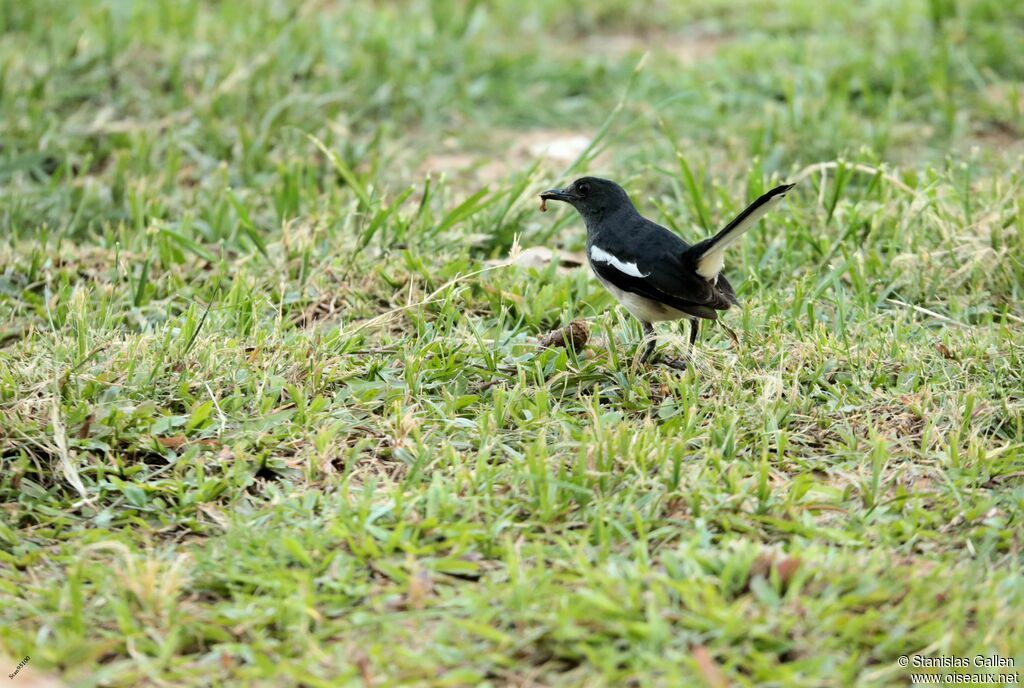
left=577, top=182, right=590, bottom=195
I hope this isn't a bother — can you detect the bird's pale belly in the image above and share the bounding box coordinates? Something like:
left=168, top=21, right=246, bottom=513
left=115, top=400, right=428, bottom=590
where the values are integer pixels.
left=594, top=274, right=691, bottom=323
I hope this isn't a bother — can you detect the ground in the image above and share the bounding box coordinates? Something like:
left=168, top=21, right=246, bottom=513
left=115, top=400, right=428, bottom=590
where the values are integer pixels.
left=1, top=0, right=1023, bottom=686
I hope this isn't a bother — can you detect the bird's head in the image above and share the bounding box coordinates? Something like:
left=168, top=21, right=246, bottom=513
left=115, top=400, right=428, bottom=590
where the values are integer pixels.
left=540, top=177, right=632, bottom=219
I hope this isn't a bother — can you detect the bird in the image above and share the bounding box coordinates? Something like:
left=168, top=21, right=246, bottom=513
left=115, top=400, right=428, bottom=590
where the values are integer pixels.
left=539, top=177, right=795, bottom=369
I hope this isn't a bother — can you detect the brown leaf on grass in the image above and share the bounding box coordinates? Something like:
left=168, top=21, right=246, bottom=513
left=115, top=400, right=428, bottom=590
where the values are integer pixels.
left=512, top=246, right=558, bottom=269
left=157, top=436, right=220, bottom=450
left=776, top=556, right=802, bottom=585
left=749, top=553, right=802, bottom=590
left=935, top=342, right=957, bottom=360
left=750, top=553, right=774, bottom=580
left=354, top=651, right=373, bottom=688
left=692, top=646, right=729, bottom=688
left=538, top=320, right=590, bottom=351
left=157, top=436, right=187, bottom=450
left=77, top=413, right=94, bottom=439
left=488, top=246, right=586, bottom=273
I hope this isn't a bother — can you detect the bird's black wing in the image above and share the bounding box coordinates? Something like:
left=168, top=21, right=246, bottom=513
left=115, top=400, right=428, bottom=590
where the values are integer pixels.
left=716, top=274, right=739, bottom=305
left=589, top=251, right=735, bottom=320
left=590, top=260, right=718, bottom=320
left=590, top=218, right=738, bottom=318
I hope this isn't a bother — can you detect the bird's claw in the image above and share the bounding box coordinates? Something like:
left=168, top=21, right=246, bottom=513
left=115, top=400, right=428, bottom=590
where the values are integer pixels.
left=661, top=357, right=689, bottom=371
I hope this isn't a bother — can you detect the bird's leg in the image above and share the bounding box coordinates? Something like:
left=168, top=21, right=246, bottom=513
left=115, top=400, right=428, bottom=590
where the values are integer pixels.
left=658, top=320, right=692, bottom=371
left=640, top=322, right=656, bottom=362
left=658, top=319, right=701, bottom=372
left=662, top=357, right=688, bottom=371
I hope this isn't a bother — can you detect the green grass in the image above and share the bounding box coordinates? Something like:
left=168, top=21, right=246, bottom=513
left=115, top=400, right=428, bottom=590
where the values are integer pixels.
left=2, top=0, right=1024, bottom=685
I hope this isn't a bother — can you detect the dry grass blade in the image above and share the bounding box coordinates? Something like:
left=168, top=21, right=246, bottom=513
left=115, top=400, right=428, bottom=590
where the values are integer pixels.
left=692, top=646, right=730, bottom=688
left=51, top=396, right=91, bottom=506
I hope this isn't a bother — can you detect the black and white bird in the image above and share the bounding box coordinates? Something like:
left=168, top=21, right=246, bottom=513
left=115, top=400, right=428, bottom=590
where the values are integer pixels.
left=540, top=177, right=794, bottom=368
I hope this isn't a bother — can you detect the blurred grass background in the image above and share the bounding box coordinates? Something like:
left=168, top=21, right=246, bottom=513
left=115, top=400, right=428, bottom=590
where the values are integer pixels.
left=1, top=0, right=1023, bottom=686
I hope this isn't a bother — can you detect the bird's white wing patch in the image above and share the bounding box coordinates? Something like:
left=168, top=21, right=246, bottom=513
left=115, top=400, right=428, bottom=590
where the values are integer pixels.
left=590, top=245, right=648, bottom=278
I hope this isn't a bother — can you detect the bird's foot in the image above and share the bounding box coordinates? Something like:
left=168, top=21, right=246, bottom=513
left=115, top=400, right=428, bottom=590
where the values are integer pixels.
left=661, top=356, right=689, bottom=371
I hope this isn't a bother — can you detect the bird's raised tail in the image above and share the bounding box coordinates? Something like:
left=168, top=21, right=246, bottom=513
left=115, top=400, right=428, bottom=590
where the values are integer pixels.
left=684, top=183, right=795, bottom=280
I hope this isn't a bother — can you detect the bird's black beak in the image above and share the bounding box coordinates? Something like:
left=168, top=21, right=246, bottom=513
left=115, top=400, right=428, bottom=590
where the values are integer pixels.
left=539, top=187, right=574, bottom=203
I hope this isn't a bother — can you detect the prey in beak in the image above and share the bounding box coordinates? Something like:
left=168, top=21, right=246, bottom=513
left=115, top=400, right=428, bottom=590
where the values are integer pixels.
left=539, top=186, right=575, bottom=212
